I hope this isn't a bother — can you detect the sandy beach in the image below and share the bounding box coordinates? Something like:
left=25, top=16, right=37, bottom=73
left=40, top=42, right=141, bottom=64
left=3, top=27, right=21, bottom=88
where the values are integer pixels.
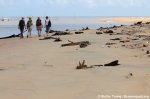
left=99, top=17, right=150, bottom=23
left=0, top=18, right=150, bottom=99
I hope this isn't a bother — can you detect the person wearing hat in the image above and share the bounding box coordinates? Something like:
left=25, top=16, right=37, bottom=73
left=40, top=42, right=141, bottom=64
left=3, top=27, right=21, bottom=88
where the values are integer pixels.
left=27, top=17, right=33, bottom=38
left=45, top=16, right=51, bottom=36
left=18, top=17, right=25, bottom=38
left=36, top=17, right=43, bottom=37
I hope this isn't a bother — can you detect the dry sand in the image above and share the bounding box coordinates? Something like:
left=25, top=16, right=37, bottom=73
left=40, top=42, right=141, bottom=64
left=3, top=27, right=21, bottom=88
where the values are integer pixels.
left=99, top=17, right=150, bottom=23
left=0, top=19, right=150, bottom=99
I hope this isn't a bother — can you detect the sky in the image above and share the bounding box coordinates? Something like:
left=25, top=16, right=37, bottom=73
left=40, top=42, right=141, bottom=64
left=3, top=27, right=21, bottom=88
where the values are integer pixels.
left=0, top=0, right=149, bottom=17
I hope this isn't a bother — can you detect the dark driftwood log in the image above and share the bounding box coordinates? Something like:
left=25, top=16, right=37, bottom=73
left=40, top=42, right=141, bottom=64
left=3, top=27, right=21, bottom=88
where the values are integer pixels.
left=0, top=34, right=20, bottom=39
left=52, top=31, right=71, bottom=36
left=49, top=30, right=61, bottom=33
left=39, top=36, right=62, bottom=42
left=54, top=38, right=62, bottom=42
left=110, top=38, right=121, bottom=41
left=61, top=41, right=90, bottom=47
left=104, top=30, right=114, bottom=34
left=39, top=37, right=53, bottom=40
left=105, top=42, right=116, bottom=45
left=104, top=60, right=120, bottom=66
left=134, top=21, right=142, bottom=25
left=91, top=65, right=103, bottom=67
left=96, top=32, right=103, bottom=35
left=75, top=31, right=84, bottom=34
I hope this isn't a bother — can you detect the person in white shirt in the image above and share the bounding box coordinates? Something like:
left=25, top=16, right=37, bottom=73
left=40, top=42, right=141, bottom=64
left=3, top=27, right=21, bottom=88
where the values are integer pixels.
left=45, top=16, right=51, bottom=36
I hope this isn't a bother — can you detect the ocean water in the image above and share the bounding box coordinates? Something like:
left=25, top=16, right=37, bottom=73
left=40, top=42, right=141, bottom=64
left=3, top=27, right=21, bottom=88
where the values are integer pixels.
left=0, top=17, right=129, bottom=38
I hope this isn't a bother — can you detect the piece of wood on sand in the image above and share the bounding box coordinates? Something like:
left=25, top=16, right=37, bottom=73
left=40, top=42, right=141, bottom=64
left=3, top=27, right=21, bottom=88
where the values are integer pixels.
left=39, top=36, right=62, bottom=42
left=52, top=31, right=71, bottom=36
left=104, top=60, right=120, bottom=66
left=61, top=40, right=90, bottom=48
left=76, top=60, right=93, bottom=69
left=75, top=31, right=84, bottom=34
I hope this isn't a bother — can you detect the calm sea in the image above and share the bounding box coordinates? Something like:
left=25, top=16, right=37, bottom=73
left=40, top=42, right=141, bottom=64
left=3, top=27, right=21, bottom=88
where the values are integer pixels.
left=0, top=16, right=130, bottom=38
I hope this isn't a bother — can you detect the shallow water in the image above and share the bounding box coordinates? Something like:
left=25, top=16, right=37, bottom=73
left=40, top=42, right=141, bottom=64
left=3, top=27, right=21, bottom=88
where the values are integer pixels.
left=0, top=17, right=129, bottom=37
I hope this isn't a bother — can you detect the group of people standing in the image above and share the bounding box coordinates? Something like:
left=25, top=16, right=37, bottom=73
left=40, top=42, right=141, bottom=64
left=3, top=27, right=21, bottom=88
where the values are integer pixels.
left=18, top=16, right=51, bottom=39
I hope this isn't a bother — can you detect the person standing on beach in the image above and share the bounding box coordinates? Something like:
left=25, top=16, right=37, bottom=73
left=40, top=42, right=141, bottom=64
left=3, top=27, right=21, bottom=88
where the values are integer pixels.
left=27, top=17, right=33, bottom=38
left=45, top=16, right=51, bottom=36
left=36, top=17, right=43, bottom=37
left=18, top=17, right=25, bottom=39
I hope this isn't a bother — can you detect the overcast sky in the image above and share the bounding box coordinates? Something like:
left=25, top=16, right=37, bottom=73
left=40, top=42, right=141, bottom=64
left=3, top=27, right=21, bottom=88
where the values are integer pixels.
left=0, top=0, right=149, bottom=17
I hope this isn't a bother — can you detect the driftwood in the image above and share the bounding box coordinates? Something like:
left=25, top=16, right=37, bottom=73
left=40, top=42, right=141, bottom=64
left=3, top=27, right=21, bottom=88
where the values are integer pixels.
left=82, top=27, right=90, bottom=30
left=0, top=69, right=5, bottom=71
left=0, top=34, right=20, bottom=39
left=145, top=22, right=150, bottom=24
left=76, top=60, right=120, bottom=70
left=104, top=30, right=114, bottom=34
left=120, top=40, right=130, bottom=43
left=61, top=40, right=90, bottom=47
left=39, top=36, right=53, bottom=40
left=75, top=31, right=84, bottom=34
left=104, top=60, right=120, bottom=66
left=134, top=21, right=142, bottom=25
left=76, top=60, right=88, bottom=69
left=146, top=51, right=150, bottom=54
left=96, top=32, right=103, bottom=35
left=54, top=38, right=62, bottom=42
left=39, top=36, right=62, bottom=42
left=105, top=42, right=116, bottom=45
left=52, top=31, right=71, bottom=36
left=49, top=30, right=61, bottom=33
left=110, top=38, right=121, bottom=41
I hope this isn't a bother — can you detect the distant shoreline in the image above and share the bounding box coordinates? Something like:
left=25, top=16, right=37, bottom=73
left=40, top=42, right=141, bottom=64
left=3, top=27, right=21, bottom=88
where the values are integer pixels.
left=98, top=17, right=150, bottom=23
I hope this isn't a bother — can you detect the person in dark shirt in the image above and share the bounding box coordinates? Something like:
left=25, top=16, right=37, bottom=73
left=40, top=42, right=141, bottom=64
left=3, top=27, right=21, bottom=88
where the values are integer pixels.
left=18, top=17, right=25, bottom=38
left=36, top=17, right=43, bottom=37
